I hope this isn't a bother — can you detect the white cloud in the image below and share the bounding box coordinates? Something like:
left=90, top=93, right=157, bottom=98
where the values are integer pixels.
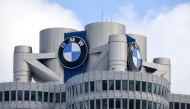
left=114, top=2, right=190, bottom=93
left=0, top=0, right=83, bottom=82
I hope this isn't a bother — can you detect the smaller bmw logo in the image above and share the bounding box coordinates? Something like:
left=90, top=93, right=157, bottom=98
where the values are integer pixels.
left=128, top=42, right=142, bottom=71
left=58, top=36, right=88, bottom=69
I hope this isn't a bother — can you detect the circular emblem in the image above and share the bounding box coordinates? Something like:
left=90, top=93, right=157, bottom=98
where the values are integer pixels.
left=128, top=42, right=142, bottom=71
left=58, top=36, right=88, bottom=69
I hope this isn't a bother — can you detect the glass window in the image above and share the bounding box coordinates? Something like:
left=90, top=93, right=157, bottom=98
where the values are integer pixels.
left=157, top=85, right=160, bottom=95
left=24, top=91, right=29, bottom=101
left=109, top=98, right=114, bottom=108
left=31, top=91, right=36, bottom=101
left=136, top=99, right=140, bottom=109
left=129, top=99, right=134, bottom=109
left=129, top=80, right=134, bottom=91
left=44, top=92, right=48, bottom=102
left=162, top=87, right=165, bottom=97
left=84, top=100, right=89, bottom=109
left=72, top=85, right=75, bottom=96
left=102, top=99, right=107, bottom=109
left=76, top=102, right=79, bottom=109
left=96, top=81, right=101, bottom=91
left=158, top=103, right=161, bottom=109
left=142, top=100, right=147, bottom=109
left=80, top=83, right=83, bottom=94
left=169, top=102, right=173, bottom=109
left=11, top=91, right=16, bottom=101
left=187, top=103, right=190, bottom=109
left=109, top=80, right=114, bottom=90
left=49, top=93, right=53, bottom=103
left=136, top=81, right=140, bottom=91
left=148, top=101, right=152, bottom=109
left=142, top=82, right=146, bottom=92
left=90, top=81, right=94, bottom=92
left=0, top=91, right=2, bottom=102
left=175, top=102, right=179, bottom=109
left=56, top=93, right=60, bottom=103
left=61, top=92, right=66, bottom=102
left=80, top=101, right=83, bottom=109
left=72, top=104, right=74, bottom=109
left=116, top=98, right=121, bottom=108
left=76, top=84, right=78, bottom=95
left=102, top=80, right=107, bottom=91
left=123, top=98, right=127, bottom=109
left=161, top=105, right=163, bottom=109
left=122, top=80, right=128, bottom=90
left=148, top=82, right=152, bottom=93
left=181, top=103, right=185, bottom=109
left=90, top=100, right=94, bottom=109
left=85, top=82, right=88, bottom=93
left=153, top=102, right=157, bottom=109
left=116, top=80, right=121, bottom=90
left=18, top=90, right=23, bottom=101
left=4, top=91, right=9, bottom=101
left=153, top=83, right=157, bottom=95
left=159, top=86, right=163, bottom=96
left=96, top=99, right=100, bottom=109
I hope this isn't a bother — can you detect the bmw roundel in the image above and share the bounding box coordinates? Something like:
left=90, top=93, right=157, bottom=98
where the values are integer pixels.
left=58, top=36, right=88, bottom=69
left=128, top=42, right=142, bottom=71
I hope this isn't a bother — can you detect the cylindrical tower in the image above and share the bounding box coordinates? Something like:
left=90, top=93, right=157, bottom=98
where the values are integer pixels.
left=13, top=46, right=32, bottom=82
left=39, top=28, right=78, bottom=83
left=108, top=34, right=127, bottom=71
left=85, top=22, right=126, bottom=71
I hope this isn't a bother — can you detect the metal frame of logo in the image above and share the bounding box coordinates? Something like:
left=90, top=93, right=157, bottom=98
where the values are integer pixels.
left=128, top=42, right=142, bottom=71
left=58, top=36, right=88, bottom=69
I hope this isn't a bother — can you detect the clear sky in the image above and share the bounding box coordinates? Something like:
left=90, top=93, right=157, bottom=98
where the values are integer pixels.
left=0, top=0, right=190, bottom=94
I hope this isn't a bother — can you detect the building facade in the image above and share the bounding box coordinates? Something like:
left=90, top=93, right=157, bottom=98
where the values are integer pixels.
left=0, top=22, right=188, bottom=109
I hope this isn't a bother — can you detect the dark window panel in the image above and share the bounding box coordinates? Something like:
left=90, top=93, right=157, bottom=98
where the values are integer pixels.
left=31, top=91, right=36, bottom=101
left=96, top=99, right=100, bottom=109
left=49, top=93, right=53, bottom=103
left=109, top=98, right=114, bottom=108
left=158, top=103, right=161, bottom=109
left=76, top=84, right=78, bottom=95
left=181, top=103, right=185, bottom=109
left=24, top=91, right=29, bottom=101
left=11, top=91, right=16, bottom=101
left=136, top=99, right=140, bottom=109
left=102, top=99, right=107, bottom=109
left=148, top=101, right=152, bottom=109
left=136, top=81, right=140, bottom=91
left=90, top=81, right=94, bottom=92
left=129, top=99, right=134, bottom=109
left=72, top=85, right=74, bottom=96
left=61, top=92, right=66, bottom=102
left=123, top=98, right=127, bottom=109
left=56, top=93, right=60, bottom=103
left=142, top=82, right=146, bottom=92
left=122, top=80, right=128, bottom=90
left=129, top=80, right=134, bottom=91
left=157, top=85, right=160, bottom=95
left=116, top=98, right=121, bottom=108
left=0, top=91, right=2, bottom=102
left=80, top=83, right=83, bottom=94
left=187, top=103, right=190, bottom=109
left=80, top=101, right=83, bottom=109
left=96, top=81, right=101, bottom=91
left=142, top=100, right=147, bottom=109
left=153, top=102, right=157, bottom=109
left=109, top=80, right=114, bottom=90
left=116, top=80, right=121, bottom=90
left=90, top=100, right=94, bottom=109
left=18, top=90, right=23, bottom=101
left=44, top=92, right=48, bottom=102
left=153, top=83, right=157, bottom=95
left=84, top=100, right=89, bottom=109
left=4, top=91, right=9, bottom=101
left=148, top=82, right=152, bottom=93
left=102, top=80, right=107, bottom=91
left=175, top=102, right=179, bottom=109
left=85, top=82, right=88, bottom=93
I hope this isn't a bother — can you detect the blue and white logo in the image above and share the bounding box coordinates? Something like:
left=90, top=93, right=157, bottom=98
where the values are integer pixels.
left=63, top=43, right=81, bottom=62
left=132, top=49, right=141, bottom=68
left=58, top=36, right=88, bottom=69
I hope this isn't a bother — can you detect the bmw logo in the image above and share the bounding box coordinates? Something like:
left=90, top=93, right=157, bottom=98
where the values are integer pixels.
left=58, top=36, right=88, bottom=69
left=128, top=42, right=142, bottom=71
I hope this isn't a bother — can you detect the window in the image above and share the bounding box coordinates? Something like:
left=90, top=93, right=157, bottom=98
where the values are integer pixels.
left=76, top=84, right=78, bottom=95
left=90, top=100, right=94, bottom=109
left=148, top=101, right=152, bottom=109
left=158, top=103, right=161, bottom=109
left=102, top=99, right=107, bottom=109
left=44, top=92, right=48, bottom=102
left=162, top=87, right=165, bottom=97
left=148, top=82, right=152, bottom=93
left=96, top=81, right=101, bottom=91
left=56, top=93, right=60, bottom=103
left=11, top=91, right=16, bottom=101
left=109, top=98, right=114, bottom=108
left=61, top=92, right=66, bottom=102
left=116, top=98, right=121, bottom=108
left=136, top=81, right=140, bottom=91
left=4, top=91, right=9, bottom=101
left=84, top=82, right=88, bottom=93
left=123, top=98, right=127, bottom=109
left=90, top=81, right=94, bottom=92
left=24, top=91, right=29, bottom=101
left=80, top=83, right=83, bottom=94
left=96, top=99, right=100, bottom=109
left=153, top=83, right=157, bottom=95
left=72, top=85, right=74, bottom=96
left=122, top=80, right=128, bottom=90
left=109, top=80, right=114, bottom=90
left=153, top=102, right=157, bottom=109
left=18, top=90, right=23, bottom=101
left=31, top=91, right=36, bottom=101
left=142, top=100, right=147, bottom=109
left=116, top=80, right=121, bottom=90
left=175, top=102, right=179, bottom=109
left=50, top=93, right=53, bottom=103
left=157, top=85, right=160, bottom=95
left=159, top=86, right=163, bottom=96
left=72, top=104, right=74, bottom=109
left=169, top=102, right=173, bottom=109
left=76, top=102, right=79, bottom=109
left=129, top=80, right=134, bottom=91
left=136, top=99, right=140, bottom=109
left=84, top=100, right=89, bottom=109
left=80, top=101, right=83, bottom=109
left=187, top=103, right=190, bottom=109
left=129, top=99, right=134, bottom=109
left=0, top=91, right=2, bottom=102
left=102, top=80, right=107, bottom=91
left=181, top=103, right=185, bottom=109
left=142, top=82, right=146, bottom=92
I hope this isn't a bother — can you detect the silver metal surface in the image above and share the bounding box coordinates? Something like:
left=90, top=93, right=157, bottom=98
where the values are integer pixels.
left=40, top=28, right=78, bottom=83
left=85, top=22, right=126, bottom=71
left=108, top=34, right=127, bottom=71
